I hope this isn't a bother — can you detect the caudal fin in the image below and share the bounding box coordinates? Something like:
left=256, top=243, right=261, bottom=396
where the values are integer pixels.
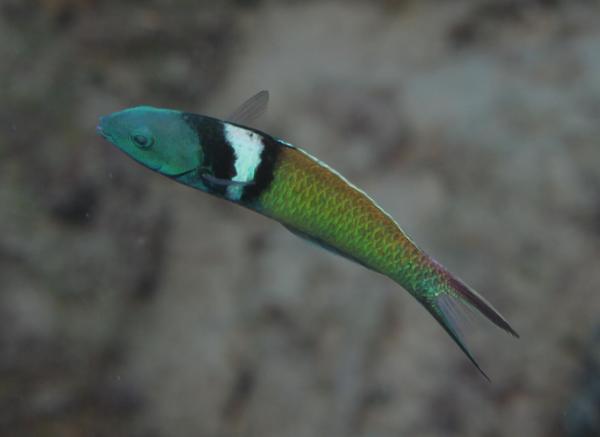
left=420, top=263, right=519, bottom=381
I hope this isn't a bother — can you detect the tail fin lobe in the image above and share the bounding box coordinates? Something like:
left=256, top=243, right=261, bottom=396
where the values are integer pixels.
left=419, top=262, right=518, bottom=381
left=426, top=294, right=491, bottom=382
left=446, top=274, right=519, bottom=338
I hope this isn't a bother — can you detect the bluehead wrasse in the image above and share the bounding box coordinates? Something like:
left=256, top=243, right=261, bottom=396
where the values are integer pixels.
left=97, top=91, right=518, bottom=380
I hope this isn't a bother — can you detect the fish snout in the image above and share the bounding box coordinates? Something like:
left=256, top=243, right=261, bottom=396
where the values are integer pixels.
left=96, top=116, right=110, bottom=139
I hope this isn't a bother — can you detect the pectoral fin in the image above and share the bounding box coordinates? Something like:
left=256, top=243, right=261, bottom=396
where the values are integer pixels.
left=201, top=173, right=255, bottom=187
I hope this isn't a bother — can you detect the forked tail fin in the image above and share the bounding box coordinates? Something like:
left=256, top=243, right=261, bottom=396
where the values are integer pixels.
left=419, top=261, right=519, bottom=382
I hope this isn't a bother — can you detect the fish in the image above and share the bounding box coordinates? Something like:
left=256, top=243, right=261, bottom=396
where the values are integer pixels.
left=97, top=91, right=518, bottom=380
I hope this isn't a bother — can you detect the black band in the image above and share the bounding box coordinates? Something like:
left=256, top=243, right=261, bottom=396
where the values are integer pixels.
left=241, top=134, right=281, bottom=203
left=182, top=113, right=236, bottom=196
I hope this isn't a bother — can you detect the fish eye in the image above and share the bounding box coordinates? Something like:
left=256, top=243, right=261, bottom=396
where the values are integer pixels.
left=130, top=128, right=154, bottom=149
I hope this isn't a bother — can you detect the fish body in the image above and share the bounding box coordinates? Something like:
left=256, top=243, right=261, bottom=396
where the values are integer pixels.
left=172, top=113, right=419, bottom=283
left=98, top=93, right=518, bottom=379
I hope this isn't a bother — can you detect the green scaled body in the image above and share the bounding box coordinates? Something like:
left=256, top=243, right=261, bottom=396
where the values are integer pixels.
left=98, top=91, right=518, bottom=380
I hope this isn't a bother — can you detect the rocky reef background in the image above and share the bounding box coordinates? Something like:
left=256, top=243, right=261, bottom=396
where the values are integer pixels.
left=1, top=1, right=599, bottom=436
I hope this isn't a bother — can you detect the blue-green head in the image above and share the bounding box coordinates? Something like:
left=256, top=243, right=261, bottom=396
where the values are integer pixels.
left=97, top=106, right=201, bottom=176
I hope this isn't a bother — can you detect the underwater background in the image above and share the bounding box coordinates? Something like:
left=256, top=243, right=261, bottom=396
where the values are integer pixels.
left=1, top=0, right=599, bottom=436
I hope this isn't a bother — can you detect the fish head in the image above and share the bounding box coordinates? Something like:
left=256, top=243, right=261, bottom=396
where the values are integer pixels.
left=97, top=106, right=200, bottom=176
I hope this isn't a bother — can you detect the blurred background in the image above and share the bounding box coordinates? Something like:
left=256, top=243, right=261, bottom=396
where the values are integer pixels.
left=1, top=0, right=599, bottom=436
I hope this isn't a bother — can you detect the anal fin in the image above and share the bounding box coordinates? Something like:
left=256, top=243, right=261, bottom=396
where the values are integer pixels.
left=282, top=224, right=373, bottom=271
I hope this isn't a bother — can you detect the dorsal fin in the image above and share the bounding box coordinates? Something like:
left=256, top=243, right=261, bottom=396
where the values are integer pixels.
left=227, top=90, right=269, bottom=126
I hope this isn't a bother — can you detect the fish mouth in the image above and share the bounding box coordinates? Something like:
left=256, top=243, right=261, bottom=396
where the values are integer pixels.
left=96, top=124, right=115, bottom=142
